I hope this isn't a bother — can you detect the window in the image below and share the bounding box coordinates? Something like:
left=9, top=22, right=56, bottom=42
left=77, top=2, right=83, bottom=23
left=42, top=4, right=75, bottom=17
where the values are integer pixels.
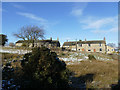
left=100, top=48, right=102, bottom=51
left=88, top=49, right=91, bottom=51
left=79, top=44, right=82, bottom=47
left=99, top=43, right=102, bottom=47
left=88, top=44, right=91, bottom=47
left=79, top=49, right=80, bottom=51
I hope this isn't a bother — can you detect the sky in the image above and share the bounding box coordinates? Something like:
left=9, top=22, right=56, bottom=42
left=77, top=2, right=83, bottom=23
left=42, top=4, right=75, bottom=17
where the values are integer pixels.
left=1, top=2, right=118, bottom=46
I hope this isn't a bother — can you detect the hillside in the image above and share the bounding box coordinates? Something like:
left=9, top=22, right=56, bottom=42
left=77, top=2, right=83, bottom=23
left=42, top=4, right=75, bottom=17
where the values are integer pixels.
left=57, top=51, right=118, bottom=88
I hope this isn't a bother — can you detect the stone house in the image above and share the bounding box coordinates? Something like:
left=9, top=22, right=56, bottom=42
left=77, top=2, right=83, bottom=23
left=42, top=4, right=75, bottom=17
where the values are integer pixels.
left=106, top=46, right=115, bottom=54
left=15, top=37, right=60, bottom=48
left=62, top=37, right=114, bottom=53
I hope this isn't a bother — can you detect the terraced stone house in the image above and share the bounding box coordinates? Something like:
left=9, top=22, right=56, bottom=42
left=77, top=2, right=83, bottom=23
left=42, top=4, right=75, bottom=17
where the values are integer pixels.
left=15, top=37, right=60, bottom=49
left=62, top=37, right=114, bottom=54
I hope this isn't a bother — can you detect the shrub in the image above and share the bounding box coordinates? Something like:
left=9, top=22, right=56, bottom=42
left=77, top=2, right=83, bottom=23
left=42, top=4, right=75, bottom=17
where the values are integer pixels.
left=88, top=54, right=96, bottom=60
left=21, top=47, right=70, bottom=88
left=2, top=63, right=14, bottom=80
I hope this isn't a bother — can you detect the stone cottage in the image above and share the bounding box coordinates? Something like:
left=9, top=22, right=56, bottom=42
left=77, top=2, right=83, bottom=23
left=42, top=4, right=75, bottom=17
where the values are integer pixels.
left=15, top=37, right=60, bottom=49
left=62, top=37, right=114, bottom=54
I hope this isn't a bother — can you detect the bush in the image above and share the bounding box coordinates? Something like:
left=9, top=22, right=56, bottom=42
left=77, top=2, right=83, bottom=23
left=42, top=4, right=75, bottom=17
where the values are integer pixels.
left=21, top=47, right=70, bottom=88
left=2, top=63, right=14, bottom=80
left=88, top=54, right=96, bottom=60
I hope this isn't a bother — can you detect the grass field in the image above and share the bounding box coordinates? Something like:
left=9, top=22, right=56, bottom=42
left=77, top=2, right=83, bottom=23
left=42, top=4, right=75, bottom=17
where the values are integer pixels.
left=67, top=58, right=118, bottom=88
left=57, top=51, right=118, bottom=88
left=1, top=50, right=119, bottom=89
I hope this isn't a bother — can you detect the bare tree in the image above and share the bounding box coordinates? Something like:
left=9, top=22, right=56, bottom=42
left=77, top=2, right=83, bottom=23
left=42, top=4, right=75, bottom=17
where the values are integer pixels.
left=14, top=25, right=45, bottom=47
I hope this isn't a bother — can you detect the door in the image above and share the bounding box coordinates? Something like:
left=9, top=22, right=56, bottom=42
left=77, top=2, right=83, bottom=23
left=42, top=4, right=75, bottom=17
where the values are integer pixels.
left=82, top=49, right=84, bottom=51
left=94, top=49, right=96, bottom=52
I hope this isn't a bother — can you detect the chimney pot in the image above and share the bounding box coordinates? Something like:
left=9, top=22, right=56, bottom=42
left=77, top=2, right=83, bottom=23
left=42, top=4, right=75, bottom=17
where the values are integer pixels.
left=104, top=37, right=106, bottom=41
left=50, top=37, right=52, bottom=40
left=57, top=37, right=59, bottom=41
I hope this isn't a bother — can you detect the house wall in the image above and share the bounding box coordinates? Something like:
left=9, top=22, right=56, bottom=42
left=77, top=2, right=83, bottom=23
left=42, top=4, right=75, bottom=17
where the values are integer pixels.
left=29, top=43, right=33, bottom=47
left=107, top=46, right=114, bottom=54
left=15, top=43, right=23, bottom=46
left=63, top=43, right=115, bottom=54
left=77, top=43, right=106, bottom=53
left=16, top=42, right=59, bottom=48
left=62, top=45, right=76, bottom=50
left=63, top=43, right=106, bottom=53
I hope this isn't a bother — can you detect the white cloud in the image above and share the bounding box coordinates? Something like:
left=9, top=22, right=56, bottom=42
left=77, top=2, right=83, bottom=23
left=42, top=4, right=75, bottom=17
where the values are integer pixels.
left=17, top=12, right=48, bottom=25
left=91, top=27, right=118, bottom=33
left=17, top=12, right=47, bottom=22
left=12, top=4, right=24, bottom=9
left=70, top=3, right=88, bottom=17
left=80, top=16, right=118, bottom=34
left=109, top=27, right=118, bottom=32
left=70, top=3, right=117, bottom=34
left=71, top=9, right=83, bottom=16
left=81, top=16, right=117, bottom=29
left=16, top=12, right=60, bottom=29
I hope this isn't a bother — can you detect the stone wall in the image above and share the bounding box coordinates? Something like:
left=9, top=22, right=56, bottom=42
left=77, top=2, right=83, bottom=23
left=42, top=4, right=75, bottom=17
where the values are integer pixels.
left=63, top=43, right=116, bottom=54
left=107, top=46, right=114, bottom=54
left=15, top=43, right=23, bottom=47
left=16, top=42, right=59, bottom=49
left=77, top=43, right=106, bottom=53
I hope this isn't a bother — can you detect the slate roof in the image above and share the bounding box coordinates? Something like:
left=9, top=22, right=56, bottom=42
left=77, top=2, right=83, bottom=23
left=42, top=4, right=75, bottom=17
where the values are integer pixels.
left=16, top=40, right=60, bottom=47
left=63, top=42, right=76, bottom=46
left=63, top=40, right=106, bottom=46
left=16, top=40, right=27, bottom=43
left=16, top=40, right=59, bottom=43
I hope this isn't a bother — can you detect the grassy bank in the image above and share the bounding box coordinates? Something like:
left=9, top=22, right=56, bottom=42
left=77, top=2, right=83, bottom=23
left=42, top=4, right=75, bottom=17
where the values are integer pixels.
left=1, top=53, right=23, bottom=65
left=67, top=60, right=118, bottom=88
left=57, top=51, right=118, bottom=88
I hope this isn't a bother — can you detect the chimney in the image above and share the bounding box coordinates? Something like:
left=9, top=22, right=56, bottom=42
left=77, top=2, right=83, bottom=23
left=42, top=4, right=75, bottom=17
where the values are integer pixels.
left=104, top=37, right=106, bottom=41
left=50, top=37, right=52, bottom=40
left=57, top=37, right=59, bottom=41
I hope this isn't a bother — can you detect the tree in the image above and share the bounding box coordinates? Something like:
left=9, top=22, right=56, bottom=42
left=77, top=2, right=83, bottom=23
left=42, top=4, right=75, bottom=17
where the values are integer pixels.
left=20, top=47, right=70, bottom=88
left=0, top=34, right=8, bottom=46
left=14, top=25, right=45, bottom=47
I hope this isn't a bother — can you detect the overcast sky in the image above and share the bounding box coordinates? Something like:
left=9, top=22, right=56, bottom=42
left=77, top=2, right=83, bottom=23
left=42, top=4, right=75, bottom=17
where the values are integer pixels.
left=2, top=2, right=118, bottom=46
